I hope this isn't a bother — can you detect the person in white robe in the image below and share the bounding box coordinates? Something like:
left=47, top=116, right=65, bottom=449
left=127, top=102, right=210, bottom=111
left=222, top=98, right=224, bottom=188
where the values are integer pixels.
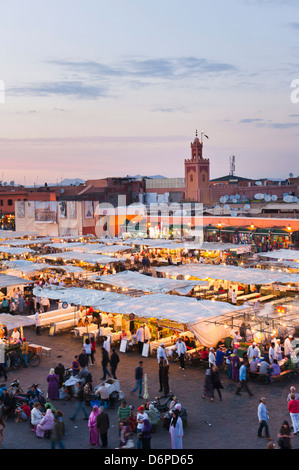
left=169, top=404, right=184, bottom=449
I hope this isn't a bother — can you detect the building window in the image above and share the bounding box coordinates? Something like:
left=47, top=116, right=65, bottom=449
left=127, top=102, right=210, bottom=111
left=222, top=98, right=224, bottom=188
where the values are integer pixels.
left=8, top=199, right=13, bottom=206
left=0, top=200, right=3, bottom=206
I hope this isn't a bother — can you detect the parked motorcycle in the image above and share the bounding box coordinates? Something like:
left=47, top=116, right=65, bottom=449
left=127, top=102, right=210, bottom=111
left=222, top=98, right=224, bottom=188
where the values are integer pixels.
left=7, top=379, right=24, bottom=395
left=14, top=383, right=46, bottom=411
left=151, top=392, right=174, bottom=413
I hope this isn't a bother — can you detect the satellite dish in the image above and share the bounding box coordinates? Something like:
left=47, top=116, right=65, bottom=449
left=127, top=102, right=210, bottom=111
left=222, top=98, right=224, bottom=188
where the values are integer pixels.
left=255, top=181, right=262, bottom=186
left=283, top=193, right=288, bottom=197
left=244, top=204, right=251, bottom=210
left=229, top=195, right=235, bottom=200
left=219, top=196, right=226, bottom=204
left=3, top=182, right=7, bottom=186
left=292, top=196, right=298, bottom=203
left=254, top=193, right=264, bottom=200
left=235, top=194, right=240, bottom=200
left=271, top=195, right=278, bottom=201
left=264, top=195, right=271, bottom=202
left=223, top=204, right=230, bottom=210
left=289, top=173, right=294, bottom=178
left=283, top=195, right=292, bottom=203
left=10, top=181, right=15, bottom=186
left=231, top=211, right=238, bottom=217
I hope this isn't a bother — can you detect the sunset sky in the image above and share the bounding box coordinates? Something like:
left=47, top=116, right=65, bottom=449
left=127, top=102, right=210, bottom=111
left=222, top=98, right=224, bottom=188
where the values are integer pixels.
left=1, top=0, right=299, bottom=185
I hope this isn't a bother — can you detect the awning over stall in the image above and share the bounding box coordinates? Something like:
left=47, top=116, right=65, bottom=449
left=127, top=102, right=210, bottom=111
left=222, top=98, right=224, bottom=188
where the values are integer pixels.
left=94, top=270, right=208, bottom=294
left=257, top=250, right=299, bottom=262
left=0, top=313, right=35, bottom=329
left=39, top=252, right=126, bottom=265
left=0, top=274, right=34, bottom=288
left=153, top=264, right=299, bottom=285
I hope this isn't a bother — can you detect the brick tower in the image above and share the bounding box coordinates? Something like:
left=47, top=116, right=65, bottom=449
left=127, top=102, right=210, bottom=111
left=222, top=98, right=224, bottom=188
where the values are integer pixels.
left=184, top=130, right=211, bottom=204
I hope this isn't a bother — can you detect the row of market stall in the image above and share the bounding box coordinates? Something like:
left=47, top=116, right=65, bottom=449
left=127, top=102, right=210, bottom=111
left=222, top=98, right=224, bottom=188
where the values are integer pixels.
left=0, top=231, right=298, bottom=353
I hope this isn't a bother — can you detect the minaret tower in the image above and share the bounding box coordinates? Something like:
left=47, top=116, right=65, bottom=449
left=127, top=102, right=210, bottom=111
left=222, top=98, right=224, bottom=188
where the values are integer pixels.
left=184, top=130, right=211, bottom=204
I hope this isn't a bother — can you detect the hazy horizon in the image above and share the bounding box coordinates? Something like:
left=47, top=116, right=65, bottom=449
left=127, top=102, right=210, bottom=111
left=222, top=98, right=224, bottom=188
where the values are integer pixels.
left=1, top=0, right=299, bottom=185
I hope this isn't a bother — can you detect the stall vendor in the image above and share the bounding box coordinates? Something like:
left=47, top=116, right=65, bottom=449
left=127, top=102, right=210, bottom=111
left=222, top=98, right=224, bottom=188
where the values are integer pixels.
left=10, top=328, right=21, bottom=344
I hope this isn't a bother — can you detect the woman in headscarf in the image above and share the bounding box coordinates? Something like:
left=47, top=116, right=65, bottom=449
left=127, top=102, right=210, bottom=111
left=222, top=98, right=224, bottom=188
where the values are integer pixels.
left=139, top=418, right=152, bottom=449
left=36, top=409, right=55, bottom=438
left=230, top=349, right=240, bottom=382
left=169, top=405, right=183, bottom=449
left=47, top=368, right=60, bottom=400
left=88, top=405, right=100, bottom=447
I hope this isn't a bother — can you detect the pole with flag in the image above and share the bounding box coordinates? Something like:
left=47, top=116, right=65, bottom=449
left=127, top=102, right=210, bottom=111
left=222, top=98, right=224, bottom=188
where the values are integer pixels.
left=201, top=130, right=209, bottom=142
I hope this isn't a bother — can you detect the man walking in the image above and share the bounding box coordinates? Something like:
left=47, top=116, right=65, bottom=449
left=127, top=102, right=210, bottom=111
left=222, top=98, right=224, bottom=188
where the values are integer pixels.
left=101, top=347, right=111, bottom=380
left=110, top=347, right=120, bottom=379
left=136, top=325, right=145, bottom=354
left=70, top=382, right=89, bottom=421
left=257, top=397, right=271, bottom=439
left=131, top=360, right=143, bottom=398
left=235, top=360, right=254, bottom=397
left=35, top=310, right=42, bottom=335
left=96, top=406, right=110, bottom=448
left=162, top=358, right=170, bottom=397
left=78, top=349, right=88, bottom=371
left=157, top=343, right=166, bottom=393
left=175, top=337, right=187, bottom=370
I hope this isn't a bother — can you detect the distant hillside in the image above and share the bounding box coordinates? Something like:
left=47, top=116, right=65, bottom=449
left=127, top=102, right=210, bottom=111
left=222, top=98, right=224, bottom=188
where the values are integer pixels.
left=49, top=178, right=86, bottom=186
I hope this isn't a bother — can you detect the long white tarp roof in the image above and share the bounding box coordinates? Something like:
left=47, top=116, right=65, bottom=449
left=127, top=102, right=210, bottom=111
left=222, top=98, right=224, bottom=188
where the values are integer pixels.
left=32, top=285, right=243, bottom=324
left=94, top=270, right=208, bottom=294
left=38, top=252, right=126, bottom=265
left=0, top=247, right=34, bottom=255
left=258, top=249, right=299, bottom=261
left=2, top=260, right=84, bottom=275
left=33, top=285, right=127, bottom=306
left=0, top=313, right=35, bottom=329
left=0, top=274, right=33, bottom=288
left=153, top=263, right=299, bottom=285
left=123, top=239, right=251, bottom=252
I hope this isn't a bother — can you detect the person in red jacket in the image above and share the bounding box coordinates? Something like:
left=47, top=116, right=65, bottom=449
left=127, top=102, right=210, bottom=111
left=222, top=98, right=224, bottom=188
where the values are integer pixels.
left=288, top=393, right=299, bottom=435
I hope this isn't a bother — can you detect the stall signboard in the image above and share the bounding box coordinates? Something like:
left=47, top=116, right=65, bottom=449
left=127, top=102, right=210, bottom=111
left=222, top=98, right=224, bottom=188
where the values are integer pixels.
left=142, top=342, right=150, bottom=357
left=119, top=339, right=127, bottom=353
left=157, top=319, right=185, bottom=332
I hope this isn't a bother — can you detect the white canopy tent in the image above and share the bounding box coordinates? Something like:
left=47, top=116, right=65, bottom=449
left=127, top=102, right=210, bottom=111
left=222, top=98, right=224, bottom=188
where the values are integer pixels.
left=0, top=247, right=34, bottom=255
left=0, top=238, right=51, bottom=246
left=38, top=252, right=126, bottom=265
left=33, top=285, right=246, bottom=347
left=257, top=249, right=299, bottom=262
left=153, top=264, right=299, bottom=285
left=2, top=260, right=85, bottom=277
left=0, top=274, right=33, bottom=289
left=0, top=313, right=35, bottom=329
left=123, top=239, right=252, bottom=252
left=94, top=270, right=209, bottom=294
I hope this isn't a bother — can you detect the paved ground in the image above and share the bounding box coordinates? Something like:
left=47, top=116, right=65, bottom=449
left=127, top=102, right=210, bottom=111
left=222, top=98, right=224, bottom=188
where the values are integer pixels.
left=1, top=326, right=299, bottom=450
